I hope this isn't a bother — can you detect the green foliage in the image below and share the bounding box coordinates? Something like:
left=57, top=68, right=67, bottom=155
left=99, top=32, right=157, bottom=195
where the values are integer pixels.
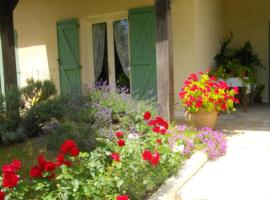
left=0, top=128, right=26, bottom=146
left=5, top=86, right=21, bottom=130
left=0, top=79, right=59, bottom=145
left=212, top=33, right=264, bottom=84
left=22, top=98, right=65, bottom=137
left=21, top=79, right=57, bottom=111
left=253, top=83, right=265, bottom=103
left=46, top=85, right=157, bottom=152
left=5, top=122, right=183, bottom=200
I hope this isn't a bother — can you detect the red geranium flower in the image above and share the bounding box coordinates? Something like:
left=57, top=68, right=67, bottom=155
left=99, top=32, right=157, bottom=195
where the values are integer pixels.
left=70, top=147, right=80, bottom=157
left=38, top=154, right=46, bottom=169
left=2, top=172, right=19, bottom=188
left=150, top=151, right=160, bottom=166
left=2, top=164, right=15, bottom=174
left=0, top=191, right=5, bottom=200
left=117, top=139, right=125, bottom=147
left=11, top=160, right=21, bottom=172
left=111, top=153, right=120, bottom=162
left=60, top=139, right=80, bottom=157
left=30, top=165, right=43, bottom=178
left=233, top=87, right=239, bottom=94
left=143, top=111, right=151, bottom=120
left=56, top=153, right=72, bottom=167
left=142, top=150, right=152, bottom=161
left=156, top=138, right=162, bottom=144
left=116, top=195, right=129, bottom=200
left=115, top=131, right=123, bottom=138
left=44, top=161, right=56, bottom=172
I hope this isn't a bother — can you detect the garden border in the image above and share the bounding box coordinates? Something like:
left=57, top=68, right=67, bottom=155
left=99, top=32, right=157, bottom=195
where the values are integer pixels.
left=148, top=151, right=208, bottom=200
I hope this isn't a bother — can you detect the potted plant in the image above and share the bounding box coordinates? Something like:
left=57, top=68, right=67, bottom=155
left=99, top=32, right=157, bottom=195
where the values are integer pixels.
left=179, top=72, right=239, bottom=129
left=211, top=33, right=264, bottom=85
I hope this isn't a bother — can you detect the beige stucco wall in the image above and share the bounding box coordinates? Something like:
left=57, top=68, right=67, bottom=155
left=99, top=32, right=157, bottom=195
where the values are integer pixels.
left=14, top=0, right=225, bottom=113
left=14, top=0, right=153, bottom=91
left=224, top=0, right=270, bottom=102
left=172, top=0, right=225, bottom=111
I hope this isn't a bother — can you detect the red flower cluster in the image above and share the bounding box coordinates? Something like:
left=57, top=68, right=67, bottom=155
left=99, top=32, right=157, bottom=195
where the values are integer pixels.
left=143, top=111, right=151, bottom=120
left=30, top=139, right=79, bottom=179
left=179, top=72, right=239, bottom=113
left=147, top=116, right=168, bottom=135
left=2, top=160, right=21, bottom=188
left=0, top=191, right=5, bottom=200
left=142, top=150, right=160, bottom=166
left=60, top=139, right=80, bottom=157
left=116, top=194, right=129, bottom=200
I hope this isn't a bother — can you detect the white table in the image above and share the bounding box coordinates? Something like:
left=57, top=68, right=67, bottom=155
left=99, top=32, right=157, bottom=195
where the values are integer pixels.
left=220, top=77, right=250, bottom=111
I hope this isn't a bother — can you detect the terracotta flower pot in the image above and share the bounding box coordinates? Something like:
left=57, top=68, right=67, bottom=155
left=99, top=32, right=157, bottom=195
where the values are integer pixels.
left=185, top=109, right=218, bottom=129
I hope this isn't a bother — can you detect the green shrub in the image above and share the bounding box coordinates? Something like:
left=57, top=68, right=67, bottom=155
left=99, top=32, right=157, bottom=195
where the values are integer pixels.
left=46, top=121, right=97, bottom=152
left=22, top=98, right=66, bottom=137
left=0, top=127, right=26, bottom=145
left=45, top=85, right=157, bottom=152
left=21, top=79, right=57, bottom=111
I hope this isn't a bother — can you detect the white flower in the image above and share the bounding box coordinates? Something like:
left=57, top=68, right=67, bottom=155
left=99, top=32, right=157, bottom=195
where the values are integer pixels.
left=173, top=144, right=185, bottom=153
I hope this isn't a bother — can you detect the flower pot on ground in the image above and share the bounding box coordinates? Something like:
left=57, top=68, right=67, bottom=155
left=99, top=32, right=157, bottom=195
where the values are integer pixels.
left=179, top=71, right=239, bottom=129
left=185, top=109, right=218, bottom=129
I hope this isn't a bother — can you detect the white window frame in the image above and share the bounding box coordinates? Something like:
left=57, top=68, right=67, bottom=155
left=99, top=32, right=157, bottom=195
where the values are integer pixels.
left=80, top=11, right=128, bottom=88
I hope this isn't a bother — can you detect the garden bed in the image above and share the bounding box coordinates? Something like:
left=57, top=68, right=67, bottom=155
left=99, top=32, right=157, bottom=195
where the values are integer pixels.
left=0, top=81, right=228, bottom=200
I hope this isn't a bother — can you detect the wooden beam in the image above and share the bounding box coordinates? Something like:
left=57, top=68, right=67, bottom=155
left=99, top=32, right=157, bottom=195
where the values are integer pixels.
left=0, top=0, right=18, bottom=90
left=9, top=0, right=20, bottom=12
left=0, top=14, right=17, bottom=89
left=155, top=0, right=174, bottom=122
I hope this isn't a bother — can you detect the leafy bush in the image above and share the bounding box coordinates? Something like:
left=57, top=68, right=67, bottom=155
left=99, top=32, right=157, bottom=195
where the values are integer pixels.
left=4, top=86, right=21, bottom=131
left=0, top=79, right=58, bottom=145
left=22, top=98, right=66, bottom=137
left=0, top=128, right=26, bottom=146
left=20, top=79, right=57, bottom=111
left=46, top=84, right=157, bottom=152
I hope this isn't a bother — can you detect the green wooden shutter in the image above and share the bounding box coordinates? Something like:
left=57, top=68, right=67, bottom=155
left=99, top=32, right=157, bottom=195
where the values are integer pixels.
left=0, top=33, right=4, bottom=95
left=129, top=6, right=157, bottom=99
left=57, top=19, right=81, bottom=95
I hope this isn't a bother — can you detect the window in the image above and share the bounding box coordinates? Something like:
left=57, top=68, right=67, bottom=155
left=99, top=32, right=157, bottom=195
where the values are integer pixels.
left=91, top=16, right=130, bottom=91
